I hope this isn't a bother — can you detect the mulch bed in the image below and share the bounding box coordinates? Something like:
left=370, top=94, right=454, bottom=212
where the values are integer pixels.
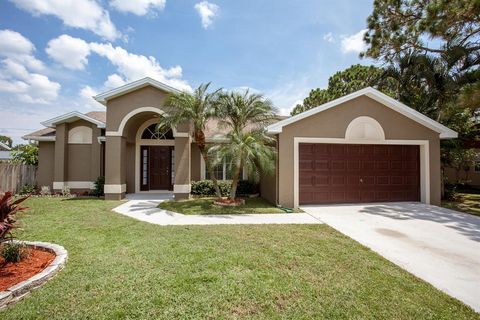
left=0, top=248, right=55, bottom=291
left=213, top=198, right=246, bottom=206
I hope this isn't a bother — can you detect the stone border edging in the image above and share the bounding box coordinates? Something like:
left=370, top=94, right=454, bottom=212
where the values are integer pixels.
left=0, top=241, right=68, bottom=309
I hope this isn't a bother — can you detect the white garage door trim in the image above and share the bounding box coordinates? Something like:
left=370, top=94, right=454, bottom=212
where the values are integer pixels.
left=293, top=137, right=430, bottom=208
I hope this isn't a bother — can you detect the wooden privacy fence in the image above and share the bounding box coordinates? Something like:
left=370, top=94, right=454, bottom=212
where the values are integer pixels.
left=0, top=164, right=37, bottom=193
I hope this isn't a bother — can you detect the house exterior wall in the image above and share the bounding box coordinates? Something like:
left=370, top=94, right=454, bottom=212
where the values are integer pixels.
left=277, top=95, right=441, bottom=208
left=37, top=141, right=55, bottom=189
left=106, top=86, right=169, bottom=132
left=191, top=143, right=201, bottom=181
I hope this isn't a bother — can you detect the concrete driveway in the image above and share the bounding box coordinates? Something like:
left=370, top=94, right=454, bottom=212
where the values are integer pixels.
left=301, top=202, right=480, bottom=312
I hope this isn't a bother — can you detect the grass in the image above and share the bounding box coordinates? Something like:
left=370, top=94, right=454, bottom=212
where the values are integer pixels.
left=442, top=192, right=480, bottom=217
left=1, top=198, right=478, bottom=319
left=158, top=197, right=297, bottom=215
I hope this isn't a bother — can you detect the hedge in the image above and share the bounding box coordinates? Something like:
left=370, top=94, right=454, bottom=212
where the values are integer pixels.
left=191, top=180, right=259, bottom=197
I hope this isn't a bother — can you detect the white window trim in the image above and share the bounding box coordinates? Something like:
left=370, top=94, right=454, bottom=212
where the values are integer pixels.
left=293, top=137, right=430, bottom=208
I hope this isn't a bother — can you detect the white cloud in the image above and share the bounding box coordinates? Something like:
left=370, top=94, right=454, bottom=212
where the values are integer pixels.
left=110, top=0, right=166, bottom=16
left=104, top=73, right=126, bottom=88
left=0, top=59, right=60, bottom=104
left=340, top=29, right=367, bottom=54
left=323, top=32, right=334, bottom=43
left=78, top=85, right=103, bottom=109
left=0, top=29, right=44, bottom=71
left=46, top=35, right=91, bottom=70
left=89, top=42, right=191, bottom=91
left=194, top=1, right=219, bottom=29
left=9, top=0, right=120, bottom=40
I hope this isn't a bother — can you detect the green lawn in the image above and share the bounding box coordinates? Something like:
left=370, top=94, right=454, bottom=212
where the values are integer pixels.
left=158, top=197, right=296, bottom=215
left=1, top=198, right=478, bottom=319
left=442, top=192, right=480, bottom=217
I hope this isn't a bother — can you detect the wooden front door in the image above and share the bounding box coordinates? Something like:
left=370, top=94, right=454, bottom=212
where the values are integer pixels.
left=140, top=146, right=172, bottom=191
left=299, top=143, right=420, bottom=205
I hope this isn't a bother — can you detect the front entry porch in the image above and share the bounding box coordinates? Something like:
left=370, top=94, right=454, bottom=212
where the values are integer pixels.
left=104, top=110, right=191, bottom=201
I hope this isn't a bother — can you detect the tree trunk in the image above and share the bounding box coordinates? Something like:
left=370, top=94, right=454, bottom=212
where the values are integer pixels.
left=197, top=143, right=222, bottom=198
left=229, top=158, right=243, bottom=200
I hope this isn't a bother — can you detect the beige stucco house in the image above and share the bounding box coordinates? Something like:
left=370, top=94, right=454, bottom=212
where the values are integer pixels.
left=24, top=78, right=457, bottom=208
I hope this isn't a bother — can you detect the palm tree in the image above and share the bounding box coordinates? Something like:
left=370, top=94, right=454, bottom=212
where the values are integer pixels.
left=212, top=90, right=277, bottom=200
left=159, top=83, right=223, bottom=198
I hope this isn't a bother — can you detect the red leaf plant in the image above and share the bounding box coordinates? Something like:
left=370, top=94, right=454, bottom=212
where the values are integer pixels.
left=0, top=192, right=29, bottom=242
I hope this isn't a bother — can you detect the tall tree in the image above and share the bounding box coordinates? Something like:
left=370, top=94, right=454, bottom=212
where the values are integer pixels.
left=159, top=83, right=223, bottom=198
left=11, top=144, right=38, bottom=166
left=363, top=0, right=480, bottom=73
left=291, top=64, right=397, bottom=115
left=212, top=90, right=277, bottom=200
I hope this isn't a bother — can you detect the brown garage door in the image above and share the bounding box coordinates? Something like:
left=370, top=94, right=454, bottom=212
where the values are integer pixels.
left=299, top=143, right=420, bottom=204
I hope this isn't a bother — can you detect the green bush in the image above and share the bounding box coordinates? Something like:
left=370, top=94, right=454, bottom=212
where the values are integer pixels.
left=19, top=184, right=36, bottom=195
left=0, top=241, right=27, bottom=263
left=91, top=176, right=105, bottom=197
left=191, top=180, right=258, bottom=197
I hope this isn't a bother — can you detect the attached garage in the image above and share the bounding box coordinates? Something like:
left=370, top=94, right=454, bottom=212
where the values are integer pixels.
left=266, top=87, right=458, bottom=208
left=299, top=143, right=420, bottom=205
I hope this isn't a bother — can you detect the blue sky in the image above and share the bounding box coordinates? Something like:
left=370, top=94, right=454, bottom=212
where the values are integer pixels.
left=0, top=0, right=374, bottom=144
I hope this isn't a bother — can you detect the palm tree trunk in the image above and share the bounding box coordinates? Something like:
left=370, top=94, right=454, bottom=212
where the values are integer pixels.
left=229, top=159, right=243, bottom=200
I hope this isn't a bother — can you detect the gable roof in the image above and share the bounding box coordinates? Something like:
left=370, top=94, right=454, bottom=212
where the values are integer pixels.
left=266, top=87, right=458, bottom=139
left=41, top=111, right=106, bottom=129
left=94, top=77, right=182, bottom=105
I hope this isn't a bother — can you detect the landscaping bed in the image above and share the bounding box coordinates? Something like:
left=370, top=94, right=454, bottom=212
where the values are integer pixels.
left=158, top=197, right=295, bottom=215
left=0, top=246, right=54, bottom=291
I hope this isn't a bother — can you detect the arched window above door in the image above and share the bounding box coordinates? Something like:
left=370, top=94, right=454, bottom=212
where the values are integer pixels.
left=141, top=124, right=174, bottom=140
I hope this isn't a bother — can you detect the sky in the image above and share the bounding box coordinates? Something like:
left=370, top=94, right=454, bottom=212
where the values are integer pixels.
left=0, top=0, right=374, bottom=144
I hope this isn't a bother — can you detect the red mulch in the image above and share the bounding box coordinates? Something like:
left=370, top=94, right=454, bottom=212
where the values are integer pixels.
left=214, top=198, right=245, bottom=206
left=0, top=248, right=55, bottom=291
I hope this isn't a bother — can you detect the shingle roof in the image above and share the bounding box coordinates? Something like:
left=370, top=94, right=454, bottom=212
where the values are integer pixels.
left=24, top=111, right=286, bottom=139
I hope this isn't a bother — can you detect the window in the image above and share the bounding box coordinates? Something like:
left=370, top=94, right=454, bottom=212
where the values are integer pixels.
left=475, top=160, right=480, bottom=173
left=208, top=158, right=243, bottom=180
left=141, top=124, right=173, bottom=139
left=68, top=126, right=92, bottom=144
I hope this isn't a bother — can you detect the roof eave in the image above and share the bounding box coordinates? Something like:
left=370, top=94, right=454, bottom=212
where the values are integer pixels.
left=41, top=111, right=105, bottom=128
left=94, top=77, right=182, bottom=105
left=22, top=135, right=56, bottom=142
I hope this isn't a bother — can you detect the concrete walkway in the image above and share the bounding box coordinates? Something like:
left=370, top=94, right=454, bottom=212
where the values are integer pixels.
left=112, top=194, right=322, bottom=226
left=301, top=202, right=480, bottom=313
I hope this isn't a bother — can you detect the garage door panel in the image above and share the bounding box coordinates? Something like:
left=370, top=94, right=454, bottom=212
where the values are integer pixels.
left=299, top=143, right=420, bottom=205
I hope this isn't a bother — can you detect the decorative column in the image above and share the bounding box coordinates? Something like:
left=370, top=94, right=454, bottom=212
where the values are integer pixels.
left=173, top=134, right=191, bottom=200
left=53, top=123, right=68, bottom=191
left=104, top=135, right=127, bottom=200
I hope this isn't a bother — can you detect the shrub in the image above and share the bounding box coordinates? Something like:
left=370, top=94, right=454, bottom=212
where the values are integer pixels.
left=62, top=185, right=71, bottom=197
left=0, top=192, right=29, bottom=242
left=0, top=241, right=27, bottom=263
left=19, top=184, right=36, bottom=195
left=91, top=176, right=105, bottom=197
left=191, top=180, right=258, bottom=197
left=40, top=186, right=51, bottom=196
left=443, top=184, right=459, bottom=201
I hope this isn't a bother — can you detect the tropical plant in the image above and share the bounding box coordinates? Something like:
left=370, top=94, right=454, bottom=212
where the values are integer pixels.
left=19, top=184, right=36, bottom=195
left=160, top=83, right=224, bottom=197
left=62, top=185, right=71, bottom=197
left=40, top=186, right=51, bottom=196
left=212, top=90, right=277, bottom=200
left=0, top=241, right=27, bottom=263
left=0, top=192, right=29, bottom=242
left=91, top=176, right=105, bottom=197
left=11, top=143, right=39, bottom=166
